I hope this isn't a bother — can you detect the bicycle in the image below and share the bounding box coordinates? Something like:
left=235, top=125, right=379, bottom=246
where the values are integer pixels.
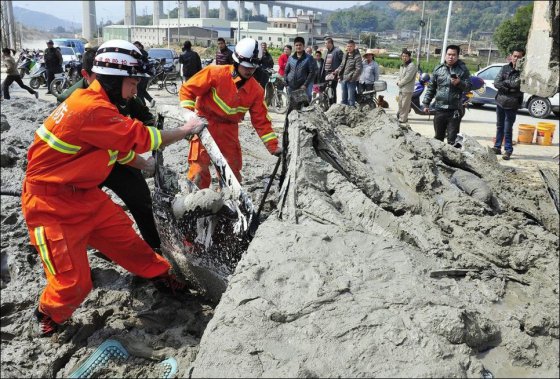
left=310, top=73, right=337, bottom=112
left=264, top=69, right=288, bottom=114
left=147, top=59, right=182, bottom=95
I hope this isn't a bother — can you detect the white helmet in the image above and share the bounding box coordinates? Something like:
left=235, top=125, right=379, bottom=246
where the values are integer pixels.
left=233, top=38, right=262, bottom=68
left=92, top=39, right=150, bottom=77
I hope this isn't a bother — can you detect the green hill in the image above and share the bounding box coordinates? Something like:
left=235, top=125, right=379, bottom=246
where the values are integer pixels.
left=327, top=0, right=531, bottom=39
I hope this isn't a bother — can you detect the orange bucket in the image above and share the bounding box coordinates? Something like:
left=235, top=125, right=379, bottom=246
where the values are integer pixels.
left=537, top=122, right=556, bottom=143
left=517, top=124, right=535, bottom=144
left=536, top=124, right=554, bottom=146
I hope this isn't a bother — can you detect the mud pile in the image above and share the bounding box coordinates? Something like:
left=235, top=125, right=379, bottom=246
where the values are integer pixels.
left=190, top=105, right=559, bottom=377
left=1, top=96, right=559, bottom=378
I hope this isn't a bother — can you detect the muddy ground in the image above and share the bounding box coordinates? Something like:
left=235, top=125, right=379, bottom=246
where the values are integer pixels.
left=1, top=90, right=559, bottom=378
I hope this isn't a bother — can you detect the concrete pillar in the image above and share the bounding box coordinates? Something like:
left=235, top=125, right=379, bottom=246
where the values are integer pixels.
left=238, top=1, right=245, bottom=21
left=219, top=0, right=228, bottom=20
left=4, top=0, right=16, bottom=48
left=280, top=6, right=285, bottom=18
left=252, top=1, right=259, bottom=17
left=200, top=1, right=209, bottom=18
left=124, top=0, right=136, bottom=25
left=81, top=0, right=96, bottom=40
left=153, top=0, right=163, bottom=25
left=180, top=1, right=188, bottom=18
left=267, top=3, right=273, bottom=18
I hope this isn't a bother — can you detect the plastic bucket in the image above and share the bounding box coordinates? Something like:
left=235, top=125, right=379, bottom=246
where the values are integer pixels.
left=517, top=124, right=536, bottom=144
left=537, top=122, right=556, bottom=143
left=536, top=124, right=554, bottom=146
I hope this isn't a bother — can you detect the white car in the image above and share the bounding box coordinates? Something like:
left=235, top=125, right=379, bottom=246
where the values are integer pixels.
left=471, top=63, right=559, bottom=118
left=57, top=46, right=80, bottom=65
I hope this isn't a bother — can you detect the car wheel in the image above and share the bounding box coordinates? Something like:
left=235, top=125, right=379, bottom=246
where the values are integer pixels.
left=527, top=96, right=552, bottom=118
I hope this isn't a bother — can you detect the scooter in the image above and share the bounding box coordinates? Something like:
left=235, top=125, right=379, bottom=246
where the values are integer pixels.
left=28, top=59, right=48, bottom=90
left=16, top=49, right=38, bottom=78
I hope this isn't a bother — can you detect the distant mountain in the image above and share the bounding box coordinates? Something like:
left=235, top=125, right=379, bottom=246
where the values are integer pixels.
left=327, top=0, right=532, bottom=39
left=13, top=6, right=80, bottom=32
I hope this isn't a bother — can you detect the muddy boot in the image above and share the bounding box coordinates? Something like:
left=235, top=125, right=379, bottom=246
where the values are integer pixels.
left=34, top=308, right=59, bottom=337
left=151, top=272, right=187, bottom=296
left=502, top=151, right=512, bottom=160
left=491, top=147, right=501, bottom=155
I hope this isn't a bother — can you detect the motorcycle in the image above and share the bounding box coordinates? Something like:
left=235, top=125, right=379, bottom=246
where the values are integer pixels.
left=28, top=59, right=48, bottom=90
left=201, top=58, right=214, bottom=67
left=49, top=60, right=83, bottom=97
left=408, top=73, right=485, bottom=119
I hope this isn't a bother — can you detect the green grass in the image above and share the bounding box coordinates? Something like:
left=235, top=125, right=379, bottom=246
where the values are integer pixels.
left=376, top=56, right=482, bottom=74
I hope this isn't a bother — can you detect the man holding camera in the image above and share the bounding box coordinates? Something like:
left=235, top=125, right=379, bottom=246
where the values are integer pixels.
left=422, top=45, right=471, bottom=146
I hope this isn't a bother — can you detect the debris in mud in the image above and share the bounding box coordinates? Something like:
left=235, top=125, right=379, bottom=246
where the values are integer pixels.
left=1, top=97, right=558, bottom=378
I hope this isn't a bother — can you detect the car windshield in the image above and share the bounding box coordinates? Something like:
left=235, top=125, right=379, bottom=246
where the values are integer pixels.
left=59, top=47, right=75, bottom=55
left=148, top=49, right=174, bottom=60
left=477, top=66, right=501, bottom=81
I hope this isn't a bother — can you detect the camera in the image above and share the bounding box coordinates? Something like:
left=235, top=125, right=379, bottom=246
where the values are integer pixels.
left=450, top=74, right=458, bottom=79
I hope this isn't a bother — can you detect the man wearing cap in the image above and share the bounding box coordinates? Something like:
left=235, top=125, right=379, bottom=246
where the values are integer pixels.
left=44, top=40, right=63, bottom=94
left=358, top=49, right=380, bottom=93
left=179, top=37, right=281, bottom=189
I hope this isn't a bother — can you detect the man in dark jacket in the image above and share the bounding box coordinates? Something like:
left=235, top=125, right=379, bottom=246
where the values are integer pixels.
left=179, top=40, right=202, bottom=82
left=284, top=36, right=316, bottom=100
left=422, top=45, right=471, bottom=146
left=133, top=41, right=155, bottom=107
left=44, top=40, right=63, bottom=94
left=492, top=48, right=525, bottom=160
left=323, top=37, right=344, bottom=104
left=215, top=37, right=234, bottom=65
left=57, top=47, right=161, bottom=249
left=260, top=42, right=274, bottom=70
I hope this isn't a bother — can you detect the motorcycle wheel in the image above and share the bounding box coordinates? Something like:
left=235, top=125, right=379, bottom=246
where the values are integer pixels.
left=271, top=91, right=288, bottom=114
left=29, top=77, right=42, bottom=89
left=49, top=78, right=66, bottom=97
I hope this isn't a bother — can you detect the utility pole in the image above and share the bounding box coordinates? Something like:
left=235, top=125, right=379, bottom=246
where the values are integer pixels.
left=416, top=0, right=425, bottom=63
left=467, top=30, right=473, bottom=55
left=177, top=1, right=181, bottom=45
left=237, top=0, right=241, bottom=43
left=440, top=1, right=453, bottom=64
left=487, top=41, right=492, bottom=66
left=426, top=17, right=432, bottom=62
left=167, top=4, right=170, bottom=49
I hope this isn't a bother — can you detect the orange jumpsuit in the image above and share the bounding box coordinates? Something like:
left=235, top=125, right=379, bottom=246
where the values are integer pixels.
left=179, top=64, right=279, bottom=188
left=22, top=80, right=170, bottom=324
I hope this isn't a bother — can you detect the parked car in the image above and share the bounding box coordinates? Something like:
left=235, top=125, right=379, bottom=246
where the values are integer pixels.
left=471, top=63, right=559, bottom=118
left=147, top=48, right=179, bottom=72
left=57, top=46, right=81, bottom=65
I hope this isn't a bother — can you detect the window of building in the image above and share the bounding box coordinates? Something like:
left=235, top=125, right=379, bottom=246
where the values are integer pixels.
left=278, top=37, right=282, bottom=42
left=269, top=37, right=271, bottom=41
left=258, top=36, right=262, bottom=40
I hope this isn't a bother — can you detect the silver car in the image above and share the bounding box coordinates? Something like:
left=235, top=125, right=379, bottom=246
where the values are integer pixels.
left=471, top=63, right=559, bottom=118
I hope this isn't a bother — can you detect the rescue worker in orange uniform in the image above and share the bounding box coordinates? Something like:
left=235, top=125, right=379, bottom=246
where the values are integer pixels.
left=22, top=40, right=205, bottom=336
left=179, top=38, right=282, bottom=189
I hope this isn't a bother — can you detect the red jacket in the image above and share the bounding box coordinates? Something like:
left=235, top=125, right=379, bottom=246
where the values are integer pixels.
left=179, top=64, right=278, bottom=153
left=278, top=53, right=289, bottom=77
left=25, top=80, right=161, bottom=189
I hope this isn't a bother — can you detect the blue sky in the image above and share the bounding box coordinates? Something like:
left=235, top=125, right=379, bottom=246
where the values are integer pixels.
left=13, top=1, right=362, bottom=24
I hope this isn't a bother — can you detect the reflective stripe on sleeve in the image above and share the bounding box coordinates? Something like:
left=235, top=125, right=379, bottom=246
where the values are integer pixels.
left=36, top=124, right=81, bottom=155
left=107, top=150, right=118, bottom=166
left=211, top=88, right=249, bottom=115
left=260, top=132, right=277, bottom=143
left=180, top=99, right=196, bottom=108
left=147, top=127, right=162, bottom=151
left=34, top=226, right=56, bottom=276
left=117, top=150, right=135, bottom=165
